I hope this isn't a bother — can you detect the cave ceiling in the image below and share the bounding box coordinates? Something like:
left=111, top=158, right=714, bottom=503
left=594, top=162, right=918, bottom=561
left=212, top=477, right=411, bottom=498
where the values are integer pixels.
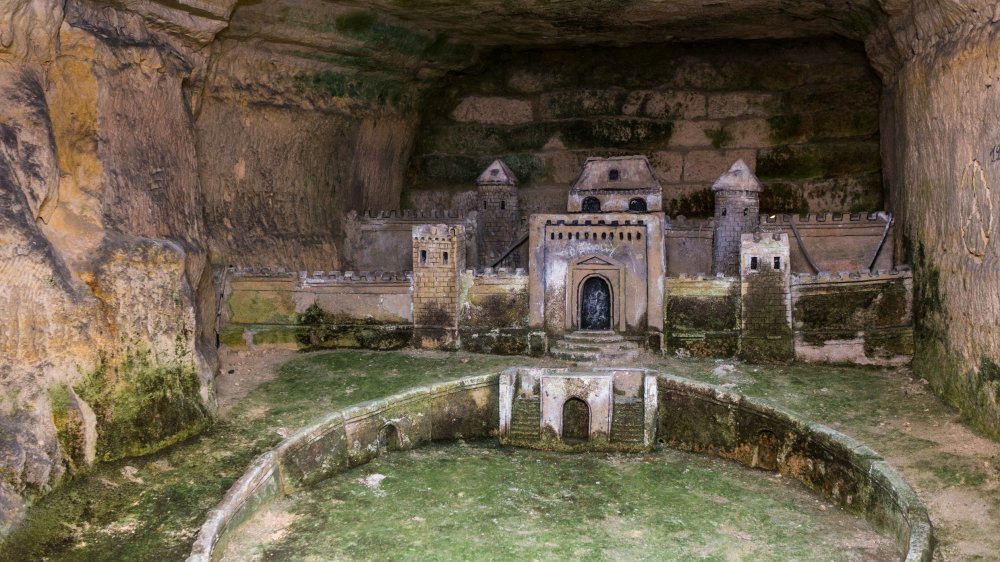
left=126, top=0, right=897, bottom=52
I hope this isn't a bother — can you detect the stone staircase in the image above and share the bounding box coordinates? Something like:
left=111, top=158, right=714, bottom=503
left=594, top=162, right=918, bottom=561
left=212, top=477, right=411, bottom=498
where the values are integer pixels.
left=549, top=330, right=641, bottom=363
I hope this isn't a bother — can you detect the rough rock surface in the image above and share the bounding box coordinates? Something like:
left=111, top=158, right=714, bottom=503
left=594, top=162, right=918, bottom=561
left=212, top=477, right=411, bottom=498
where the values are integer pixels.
left=872, top=0, right=1000, bottom=439
left=0, top=0, right=998, bottom=541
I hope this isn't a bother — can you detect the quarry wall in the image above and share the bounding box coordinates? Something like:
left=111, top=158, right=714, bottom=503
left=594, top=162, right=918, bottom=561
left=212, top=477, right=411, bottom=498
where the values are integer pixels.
left=406, top=38, right=883, bottom=218
left=872, top=0, right=1000, bottom=439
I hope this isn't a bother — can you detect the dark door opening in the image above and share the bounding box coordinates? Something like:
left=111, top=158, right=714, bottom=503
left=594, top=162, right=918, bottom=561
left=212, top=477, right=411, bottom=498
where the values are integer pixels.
left=562, top=398, right=590, bottom=442
left=580, top=276, right=611, bottom=330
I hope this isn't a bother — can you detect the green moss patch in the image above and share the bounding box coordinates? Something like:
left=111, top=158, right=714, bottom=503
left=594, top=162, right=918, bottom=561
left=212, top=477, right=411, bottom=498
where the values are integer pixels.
left=250, top=443, right=895, bottom=561
left=49, top=385, right=87, bottom=470
left=296, top=304, right=412, bottom=350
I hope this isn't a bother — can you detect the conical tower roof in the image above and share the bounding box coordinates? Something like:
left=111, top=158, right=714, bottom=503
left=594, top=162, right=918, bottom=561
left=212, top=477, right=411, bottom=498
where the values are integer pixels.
left=712, top=159, right=762, bottom=192
left=476, top=159, right=518, bottom=186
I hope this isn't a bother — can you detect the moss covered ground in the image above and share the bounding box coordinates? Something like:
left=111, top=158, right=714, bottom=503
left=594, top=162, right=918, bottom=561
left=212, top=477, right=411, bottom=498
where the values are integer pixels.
left=1, top=350, right=997, bottom=560
left=229, top=443, right=894, bottom=561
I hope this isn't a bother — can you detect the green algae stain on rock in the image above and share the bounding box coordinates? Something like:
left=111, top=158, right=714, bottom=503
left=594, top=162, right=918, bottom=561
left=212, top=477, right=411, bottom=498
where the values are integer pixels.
left=73, top=349, right=209, bottom=463
left=49, top=385, right=87, bottom=471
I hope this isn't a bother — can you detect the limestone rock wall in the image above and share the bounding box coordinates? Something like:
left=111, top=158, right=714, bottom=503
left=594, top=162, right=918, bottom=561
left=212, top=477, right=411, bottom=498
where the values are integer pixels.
left=874, top=2, right=1000, bottom=438
left=0, top=0, right=224, bottom=535
left=406, top=39, right=883, bottom=217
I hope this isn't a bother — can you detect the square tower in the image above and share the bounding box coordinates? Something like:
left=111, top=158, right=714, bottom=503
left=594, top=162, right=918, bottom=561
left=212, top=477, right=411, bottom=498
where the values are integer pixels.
left=412, top=224, right=466, bottom=349
left=739, top=232, right=793, bottom=362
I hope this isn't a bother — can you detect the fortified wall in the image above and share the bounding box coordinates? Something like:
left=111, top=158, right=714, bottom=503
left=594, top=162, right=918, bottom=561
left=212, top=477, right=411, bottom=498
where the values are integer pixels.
left=220, top=156, right=912, bottom=366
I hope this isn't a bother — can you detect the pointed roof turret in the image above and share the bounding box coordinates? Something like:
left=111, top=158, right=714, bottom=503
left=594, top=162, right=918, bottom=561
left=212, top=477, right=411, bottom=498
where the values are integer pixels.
left=476, top=159, right=518, bottom=187
left=712, top=159, right=762, bottom=192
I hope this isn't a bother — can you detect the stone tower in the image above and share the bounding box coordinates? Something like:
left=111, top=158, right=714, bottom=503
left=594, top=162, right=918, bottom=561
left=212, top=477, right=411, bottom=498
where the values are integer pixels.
left=476, top=159, right=520, bottom=267
left=712, top=160, right=762, bottom=276
left=412, top=224, right=466, bottom=349
left=738, top=232, right=793, bottom=362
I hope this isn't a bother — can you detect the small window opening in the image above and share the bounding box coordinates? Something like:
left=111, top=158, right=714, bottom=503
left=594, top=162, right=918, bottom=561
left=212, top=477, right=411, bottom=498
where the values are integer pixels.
left=628, top=198, right=647, bottom=212
left=608, top=169, right=620, bottom=181
left=619, top=232, right=623, bottom=240
left=420, top=250, right=427, bottom=265
left=773, top=256, right=781, bottom=270
left=558, top=232, right=563, bottom=240
left=443, top=251, right=449, bottom=264
left=743, top=207, right=749, bottom=216
left=627, top=233, right=632, bottom=241
left=750, top=256, right=758, bottom=271
left=490, top=168, right=499, bottom=176
left=601, top=232, right=607, bottom=240
left=722, top=208, right=727, bottom=217
left=585, top=232, right=589, bottom=240
left=582, top=196, right=601, bottom=213
left=500, top=200, right=506, bottom=210
left=550, top=232, right=555, bottom=240
left=483, top=201, right=488, bottom=209
left=636, top=232, right=642, bottom=240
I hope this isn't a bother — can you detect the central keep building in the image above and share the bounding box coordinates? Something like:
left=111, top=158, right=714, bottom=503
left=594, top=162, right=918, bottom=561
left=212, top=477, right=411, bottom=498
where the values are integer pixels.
left=528, top=156, right=666, bottom=349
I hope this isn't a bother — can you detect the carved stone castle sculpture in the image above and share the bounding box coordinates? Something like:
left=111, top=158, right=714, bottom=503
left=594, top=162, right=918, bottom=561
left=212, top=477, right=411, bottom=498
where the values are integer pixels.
left=224, top=155, right=911, bottom=365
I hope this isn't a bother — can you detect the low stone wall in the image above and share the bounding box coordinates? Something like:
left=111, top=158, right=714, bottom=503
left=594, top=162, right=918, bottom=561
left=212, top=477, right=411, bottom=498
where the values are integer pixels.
left=664, top=275, right=740, bottom=357
left=657, top=374, right=933, bottom=561
left=190, top=372, right=933, bottom=562
left=186, top=374, right=499, bottom=562
left=791, top=269, right=913, bottom=365
left=459, top=268, right=538, bottom=355
left=220, top=269, right=414, bottom=350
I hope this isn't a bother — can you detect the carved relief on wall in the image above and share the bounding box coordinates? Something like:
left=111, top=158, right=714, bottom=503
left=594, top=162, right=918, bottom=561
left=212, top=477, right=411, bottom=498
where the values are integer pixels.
left=960, top=160, right=994, bottom=261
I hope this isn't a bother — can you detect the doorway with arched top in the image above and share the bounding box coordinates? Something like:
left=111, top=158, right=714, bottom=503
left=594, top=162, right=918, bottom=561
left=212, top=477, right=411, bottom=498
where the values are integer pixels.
left=562, top=397, right=590, bottom=442
left=579, top=276, right=612, bottom=330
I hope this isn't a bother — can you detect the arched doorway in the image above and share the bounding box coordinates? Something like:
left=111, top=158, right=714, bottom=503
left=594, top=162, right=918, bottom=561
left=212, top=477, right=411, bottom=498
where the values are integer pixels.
left=628, top=197, right=647, bottom=212
left=580, top=276, right=611, bottom=330
left=562, top=398, right=590, bottom=441
left=378, top=424, right=401, bottom=452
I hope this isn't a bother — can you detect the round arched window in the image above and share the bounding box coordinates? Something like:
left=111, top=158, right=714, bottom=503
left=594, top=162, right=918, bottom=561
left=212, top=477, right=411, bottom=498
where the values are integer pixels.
left=628, top=198, right=647, bottom=212
left=582, top=197, right=601, bottom=213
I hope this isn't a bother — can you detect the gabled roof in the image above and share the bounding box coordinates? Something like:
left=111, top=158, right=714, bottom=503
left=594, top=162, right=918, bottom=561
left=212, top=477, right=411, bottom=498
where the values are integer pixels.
left=476, top=159, right=518, bottom=186
left=712, top=159, right=762, bottom=192
left=570, top=155, right=662, bottom=192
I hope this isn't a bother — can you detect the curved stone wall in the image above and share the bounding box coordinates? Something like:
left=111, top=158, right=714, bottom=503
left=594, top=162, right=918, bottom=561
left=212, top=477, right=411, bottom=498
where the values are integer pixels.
left=187, top=372, right=933, bottom=562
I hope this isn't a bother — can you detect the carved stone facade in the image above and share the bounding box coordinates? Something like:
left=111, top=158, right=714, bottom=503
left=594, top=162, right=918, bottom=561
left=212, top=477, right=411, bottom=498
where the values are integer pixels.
left=499, top=367, right=658, bottom=451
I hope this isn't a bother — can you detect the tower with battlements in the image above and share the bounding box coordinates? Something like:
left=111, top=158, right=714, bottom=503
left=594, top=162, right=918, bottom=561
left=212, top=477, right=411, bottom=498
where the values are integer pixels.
left=712, top=160, right=762, bottom=276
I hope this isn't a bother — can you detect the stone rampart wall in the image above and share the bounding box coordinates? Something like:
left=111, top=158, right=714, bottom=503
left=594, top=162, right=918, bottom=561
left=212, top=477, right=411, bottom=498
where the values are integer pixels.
left=188, top=373, right=934, bottom=562
left=791, top=269, right=913, bottom=366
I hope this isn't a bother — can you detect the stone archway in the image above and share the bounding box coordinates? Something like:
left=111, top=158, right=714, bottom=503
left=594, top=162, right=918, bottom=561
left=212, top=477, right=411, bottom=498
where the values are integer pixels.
left=580, top=276, right=612, bottom=330
left=562, top=397, right=590, bottom=441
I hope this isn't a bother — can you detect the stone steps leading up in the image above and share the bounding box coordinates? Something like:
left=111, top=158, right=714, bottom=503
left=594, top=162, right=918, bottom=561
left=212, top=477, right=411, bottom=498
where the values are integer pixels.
left=549, top=331, right=641, bottom=363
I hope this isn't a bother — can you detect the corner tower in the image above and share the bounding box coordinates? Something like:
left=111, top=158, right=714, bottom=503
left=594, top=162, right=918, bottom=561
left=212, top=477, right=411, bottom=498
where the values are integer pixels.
left=476, top=159, right=520, bottom=267
left=712, top=159, right=762, bottom=276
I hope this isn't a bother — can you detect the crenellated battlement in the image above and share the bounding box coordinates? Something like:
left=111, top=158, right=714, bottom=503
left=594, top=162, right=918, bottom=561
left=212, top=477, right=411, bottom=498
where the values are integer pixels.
left=228, top=266, right=299, bottom=279
left=301, top=271, right=412, bottom=284
left=669, top=272, right=734, bottom=281
left=358, top=209, right=467, bottom=221
left=465, top=267, right=528, bottom=278
left=761, top=211, right=891, bottom=225
left=791, top=266, right=911, bottom=285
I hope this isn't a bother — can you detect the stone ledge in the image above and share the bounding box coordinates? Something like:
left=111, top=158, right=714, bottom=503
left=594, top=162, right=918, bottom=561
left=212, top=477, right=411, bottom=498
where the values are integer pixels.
left=189, top=371, right=933, bottom=562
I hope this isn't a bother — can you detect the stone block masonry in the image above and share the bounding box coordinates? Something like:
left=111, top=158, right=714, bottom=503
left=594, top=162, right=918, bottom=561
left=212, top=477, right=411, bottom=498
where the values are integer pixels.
left=405, top=38, right=882, bottom=218
left=413, top=224, right=466, bottom=349
left=739, top=233, right=793, bottom=362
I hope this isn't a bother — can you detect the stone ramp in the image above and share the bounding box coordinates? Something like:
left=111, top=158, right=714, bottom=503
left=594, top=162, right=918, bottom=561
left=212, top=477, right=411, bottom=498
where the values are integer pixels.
left=549, top=330, right=640, bottom=363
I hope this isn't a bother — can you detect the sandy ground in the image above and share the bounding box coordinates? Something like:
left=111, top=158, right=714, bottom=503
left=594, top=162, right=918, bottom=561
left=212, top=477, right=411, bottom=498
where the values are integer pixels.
left=215, top=347, right=300, bottom=416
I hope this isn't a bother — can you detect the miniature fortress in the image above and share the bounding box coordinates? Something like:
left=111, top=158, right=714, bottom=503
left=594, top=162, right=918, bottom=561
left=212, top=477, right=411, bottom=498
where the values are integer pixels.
left=223, top=156, right=911, bottom=365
